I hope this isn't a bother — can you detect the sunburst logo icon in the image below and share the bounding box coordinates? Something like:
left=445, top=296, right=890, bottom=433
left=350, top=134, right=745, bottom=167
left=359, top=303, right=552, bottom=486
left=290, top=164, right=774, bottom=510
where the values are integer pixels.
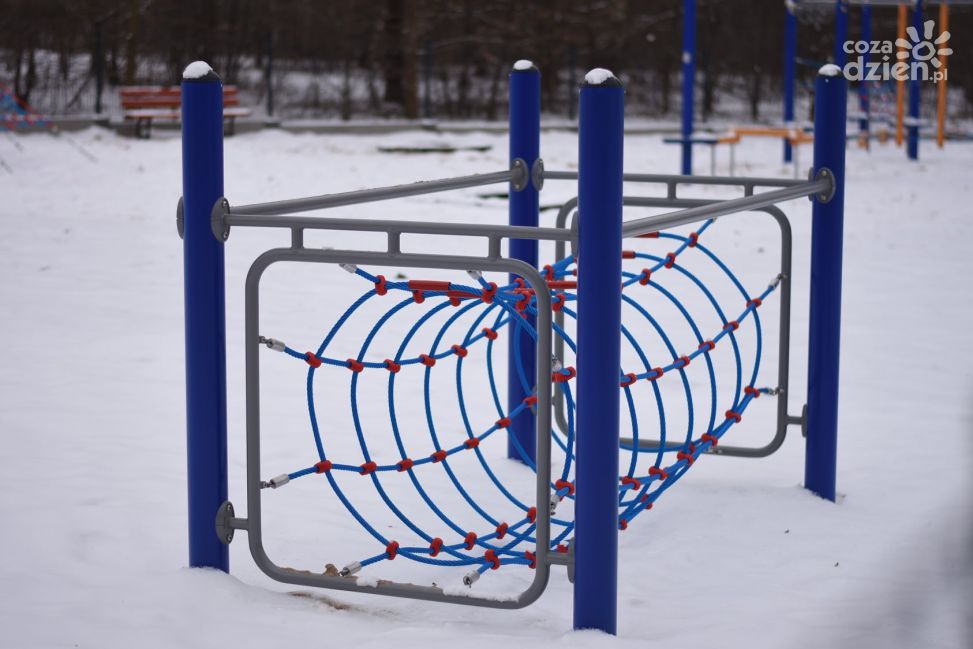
left=896, top=19, right=952, bottom=68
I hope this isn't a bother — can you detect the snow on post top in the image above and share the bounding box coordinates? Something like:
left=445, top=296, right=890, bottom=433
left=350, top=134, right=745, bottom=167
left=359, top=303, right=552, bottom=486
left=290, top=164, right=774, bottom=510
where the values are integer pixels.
left=183, top=61, right=215, bottom=80
left=818, top=63, right=842, bottom=78
left=512, top=59, right=536, bottom=72
left=583, top=68, right=620, bottom=86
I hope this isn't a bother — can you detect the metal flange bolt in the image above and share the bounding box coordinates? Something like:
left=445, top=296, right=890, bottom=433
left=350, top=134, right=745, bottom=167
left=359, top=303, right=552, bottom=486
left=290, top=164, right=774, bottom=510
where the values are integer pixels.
left=339, top=263, right=358, bottom=274
left=463, top=570, right=480, bottom=587
left=466, top=269, right=483, bottom=282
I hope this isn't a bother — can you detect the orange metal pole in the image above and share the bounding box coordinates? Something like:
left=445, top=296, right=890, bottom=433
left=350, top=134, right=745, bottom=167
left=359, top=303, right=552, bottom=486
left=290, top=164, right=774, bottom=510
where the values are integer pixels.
left=895, top=4, right=907, bottom=147
left=936, top=3, right=949, bottom=149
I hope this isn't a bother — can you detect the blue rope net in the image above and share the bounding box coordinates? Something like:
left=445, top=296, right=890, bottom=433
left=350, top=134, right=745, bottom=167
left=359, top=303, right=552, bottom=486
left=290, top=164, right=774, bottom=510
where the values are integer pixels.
left=260, top=220, right=779, bottom=583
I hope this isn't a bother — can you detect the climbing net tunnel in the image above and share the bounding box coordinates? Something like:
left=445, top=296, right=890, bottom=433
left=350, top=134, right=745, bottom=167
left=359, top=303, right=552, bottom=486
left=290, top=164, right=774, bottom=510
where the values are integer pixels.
left=257, top=218, right=779, bottom=586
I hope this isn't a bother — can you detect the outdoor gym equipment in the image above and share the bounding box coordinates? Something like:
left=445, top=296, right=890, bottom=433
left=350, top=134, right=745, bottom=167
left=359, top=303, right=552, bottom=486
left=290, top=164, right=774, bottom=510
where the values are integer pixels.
left=179, top=60, right=847, bottom=635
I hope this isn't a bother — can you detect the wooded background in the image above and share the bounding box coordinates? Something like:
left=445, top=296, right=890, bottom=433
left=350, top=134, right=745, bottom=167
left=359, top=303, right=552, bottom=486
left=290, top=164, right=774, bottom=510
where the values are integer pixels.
left=2, top=0, right=971, bottom=121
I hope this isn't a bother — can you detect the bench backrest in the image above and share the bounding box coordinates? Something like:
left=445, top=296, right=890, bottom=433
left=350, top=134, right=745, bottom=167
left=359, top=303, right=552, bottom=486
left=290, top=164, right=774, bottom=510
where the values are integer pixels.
left=120, top=86, right=240, bottom=110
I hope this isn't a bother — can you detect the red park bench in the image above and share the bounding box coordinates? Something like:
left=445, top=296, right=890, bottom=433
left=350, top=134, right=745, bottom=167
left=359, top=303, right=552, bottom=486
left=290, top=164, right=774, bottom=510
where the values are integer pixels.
left=119, top=85, right=251, bottom=139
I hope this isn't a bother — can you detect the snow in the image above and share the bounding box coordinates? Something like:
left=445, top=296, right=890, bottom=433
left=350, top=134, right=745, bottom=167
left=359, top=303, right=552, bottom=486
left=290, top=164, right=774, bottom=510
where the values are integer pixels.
left=819, top=63, right=842, bottom=77
left=183, top=60, right=214, bottom=79
left=1, top=126, right=972, bottom=648
left=584, top=68, right=616, bottom=85
left=513, top=59, right=535, bottom=71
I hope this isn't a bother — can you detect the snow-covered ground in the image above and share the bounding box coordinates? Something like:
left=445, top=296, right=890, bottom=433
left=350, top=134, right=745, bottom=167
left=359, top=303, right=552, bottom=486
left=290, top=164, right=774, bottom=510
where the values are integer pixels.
left=1, top=126, right=971, bottom=648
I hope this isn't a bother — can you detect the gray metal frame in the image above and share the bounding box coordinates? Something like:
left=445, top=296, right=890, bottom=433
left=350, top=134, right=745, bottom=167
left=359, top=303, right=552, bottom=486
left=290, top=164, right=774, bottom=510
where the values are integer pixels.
left=214, top=167, right=832, bottom=604
left=546, top=172, right=812, bottom=457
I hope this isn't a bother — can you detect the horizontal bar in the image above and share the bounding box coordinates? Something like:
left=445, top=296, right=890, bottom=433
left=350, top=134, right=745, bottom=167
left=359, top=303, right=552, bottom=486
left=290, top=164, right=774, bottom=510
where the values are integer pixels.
left=233, top=167, right=517, bottom=216
left=545, top=170, right=805, bottom=189
left=621, top=178, right=829, bottom=237
left=224, top=212, right=574, bottom=242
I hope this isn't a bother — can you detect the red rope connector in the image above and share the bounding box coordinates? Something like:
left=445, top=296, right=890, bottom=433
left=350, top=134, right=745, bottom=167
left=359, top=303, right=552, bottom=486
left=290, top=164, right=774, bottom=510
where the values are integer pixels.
left=723, top=320, right=740, bottom=332
left=619, top=519, right=628, bottom=531
left=385, top=541, right=399, bottom=560
left=524, top=550, right=537, bottom=569
left=452, top=344, right=468, bottom=358
left=464, top=532, right=477, bottom=550
left=555, top=479, right=575, bottom=496
left=495, top=417, right=511, bottom=429
left=431, top=449, right=448, bottom=463
left=484, top=549, right=501, bottom=570
left=359, top=461, right=378, bottom=475
left=374, top=275, right=388, bottom=296
left=412, top=290, right=425, bottom=303
left=482, top=327, right=498, bottom=341
left=622, top=250, right=636, bottom=259
left=620, top=372, right=638, bottom=388
left=496, top=522, right=509, bottom=539
left=646, top=367, right=665, bottom=381
left=526, top=506, right=537, bottom=523
left=698, top=340, right=716, bottom=352
left=429, top=538, right=443, bottom=557
left=513, top=277, right=526, bottom=288
left=676, top=450, right=695, bottom=465
left=419, top=353, right=436, bottom=367
left=664, top=252, right=677, bottom=268
left=383, top=359, right=401, bottom=373
left=621, top=476, right=642, bottom=491
left=725, top=410, right=742, bottom=423
left=480, top=282, right=497, bottom=304
left=677, top=355, right=691, bottom=368
left=644, top=501, right=654, bottom=511
left=552, top=293, right=566, bottom=313
left=396, top=458, right=414, bottom=472
left=744, top=386, right=761, bottom=398
left=523, top=395, right=538, bottom=406
left=638, top=269, right=652, bottom=286
left=305, top=352, right=323, bottom=368
left=314, top=460, right=332, bottom=474
left=464, top=437, right=480, bottom=449
left=688, top=232, right=699, bottom=247
left=747, top=297, right=763, bottom=309
left=346, top=358, right=364, bottom=373
left=552, top=367, right=576, bottom=383
left=557, top=544, right=568, bottom=554
left=648, top=466, right=669, bottom=481
left=543, top=264, right=555, bottom=281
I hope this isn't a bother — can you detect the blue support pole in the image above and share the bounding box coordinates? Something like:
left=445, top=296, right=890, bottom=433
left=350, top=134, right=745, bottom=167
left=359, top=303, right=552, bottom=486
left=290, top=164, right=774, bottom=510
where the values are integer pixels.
left=805, top=65, right=847, bottom=503
left=181, top=62, right=229, bottom=570
left=507, top=61, right=540, bottom=463
left=908, top=0, right=922, bottom=161
left=859, top=5, right=872, bottom=148
left=783, top=1, right=797, bottom=164
left=573, top=69, right=623, bottom=635
left=680, top=0, right=696, bottom=175
left=834, top=0, right=849, bottom=67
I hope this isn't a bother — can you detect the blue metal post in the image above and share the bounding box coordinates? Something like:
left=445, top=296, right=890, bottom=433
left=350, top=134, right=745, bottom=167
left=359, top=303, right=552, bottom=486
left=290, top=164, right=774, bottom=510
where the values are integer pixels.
left=834, top=0, right=849, bottom=67
left=783, top=2, right=797, bottom=163
left=680, top=0, right=696, bottom=175
left=858, top=5, right=872, bottom=149
left=908, top=0, right=922, bottom=160
left=507, top=61, right=540, bottom=463
left=181, top=62, right=229, bottom=570
left=805, top=65, right=847, bottom=503
left=573, top=69, right=623, bottom=635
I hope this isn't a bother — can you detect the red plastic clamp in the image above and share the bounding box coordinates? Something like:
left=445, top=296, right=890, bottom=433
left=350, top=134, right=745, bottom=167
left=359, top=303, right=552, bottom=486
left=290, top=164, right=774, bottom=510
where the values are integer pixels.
left=495, top=522, right=509, bottom=539
left=419, top=353, right=436, bottom=367
left=314, top=460, right=332, bottom=474
left=374, top=275, right=387, bottom=296
left=452, top=344, right=468, bottom=358
left=386, top=541, right=399, bottom=560
left=484, top=549, right=501, bottom=570
left=396, top=458, right=414, bottom=472
left=305, top=352, right=322, bottom=368
left=555, top=479, right=575, bottom=496
left=464, top=532, right=477, bottom=550
left=620, top=373, right=638, bottom=388
left=359, top=461, right=378, bottom=475
left=346, top=358, right=364, bottom=373
left=383, top=359, right=401, bottom=373
left=429, top=538, right=443, bottom=557
left=664, top=252, right=677, bottom=268
left=725, top=410, right=742, bottom=423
